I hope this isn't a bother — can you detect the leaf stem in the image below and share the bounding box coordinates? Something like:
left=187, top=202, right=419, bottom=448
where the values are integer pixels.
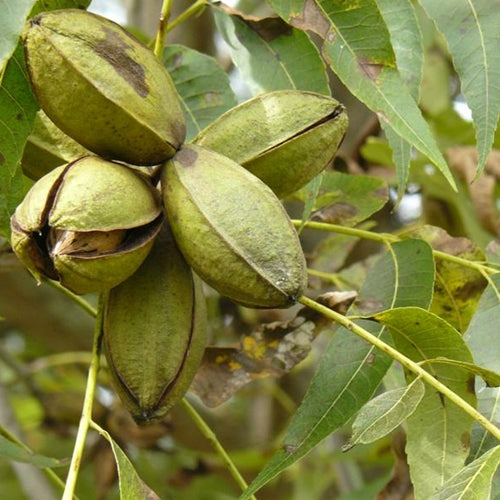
left=154, top=0, right=174, bottom=58
left=41, top=291, right=253, bottom=499
left=294, top=220, right=499, bottom=275
left=307, top=268, right=344, bottom=287
left=181, top=398, right=258, bottom=500
left=166, top=0, right=207, bottom=34
left=293, top=219, right=398, bottom=244
left=27, top=352, right=95, bottom=374
left=298, top=295, right=500, bottom=443
left=62, top=292, right=107, bottom=500
left=432, top=249, right=499, bottom=275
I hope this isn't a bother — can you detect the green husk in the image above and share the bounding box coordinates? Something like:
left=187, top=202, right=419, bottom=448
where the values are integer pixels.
left=163, top=144, right=307, bottom=308
left=24, top=9, right=186, bottom=166
left=103, top=224, right=207, bottom=423
left=193, top=90, right=348, bottom=197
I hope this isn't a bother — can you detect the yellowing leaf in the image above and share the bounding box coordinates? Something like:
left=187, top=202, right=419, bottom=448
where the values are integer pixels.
left=403, top=225, right=487, bottom=332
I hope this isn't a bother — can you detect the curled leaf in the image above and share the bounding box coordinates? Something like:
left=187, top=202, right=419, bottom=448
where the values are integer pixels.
left=191, top=292, right=355, bottom=407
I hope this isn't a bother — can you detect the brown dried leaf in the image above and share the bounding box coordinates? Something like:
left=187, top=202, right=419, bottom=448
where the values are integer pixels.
left=376, top=432, right=414, bottom=500
left=191, top=292, right=356, bottom=407
left=403, top=225, right=486, bottom=332
left=306, top=171, right=388, bottom=227
left=218, top=3, right=293, bottom=42
left=447, top=146, right=500, bottom=235
left=319, top=290, right=358, bottom=314
left=486, top=240, right=500, bottom=266
left=313, top=202, right=359, bottom=224
left=285, top=0, right=331, bottom=39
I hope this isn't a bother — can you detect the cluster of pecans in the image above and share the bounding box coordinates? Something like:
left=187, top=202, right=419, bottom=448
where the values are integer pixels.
left=11, top=9, right=347, bottom=422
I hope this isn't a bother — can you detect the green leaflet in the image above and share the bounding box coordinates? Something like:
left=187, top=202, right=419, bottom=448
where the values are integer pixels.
left=421, top=358, right=500, bottom=389
left=431, top=445, right=500, bottom=500
left=240, top=239, right=435, bottom=499
left=375, top=0, right=423, bottom=198
left=420, top=0, right=500, bottom=176
left=163, top=44, right=237, bottom=140
left=91, top=422, right=160, bottom=500
left=296, top=170, right=388, bottom=228
left=0, top=44, right=37, bottom=238
left=344, top=378, right=425, bottom=450
left=375, top=307, right=477, bottom=499
left=465, top=274, right=500, bottom=460
left=0, top=0, right=34, bottom=74
left=213, top=5, right=330, bottom=95
left=266, top=0, right=455, bottom=189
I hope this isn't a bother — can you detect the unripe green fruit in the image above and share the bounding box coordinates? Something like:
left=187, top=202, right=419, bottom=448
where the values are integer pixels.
left=23, top=9, right=186, bottom=166
left=104, top=224, right=207, bottom=424
left=162, top=144, right=307, bottom=308
left=193, top=90, right=348, bottom=198
left=11, top=156, right=162, bottom=294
